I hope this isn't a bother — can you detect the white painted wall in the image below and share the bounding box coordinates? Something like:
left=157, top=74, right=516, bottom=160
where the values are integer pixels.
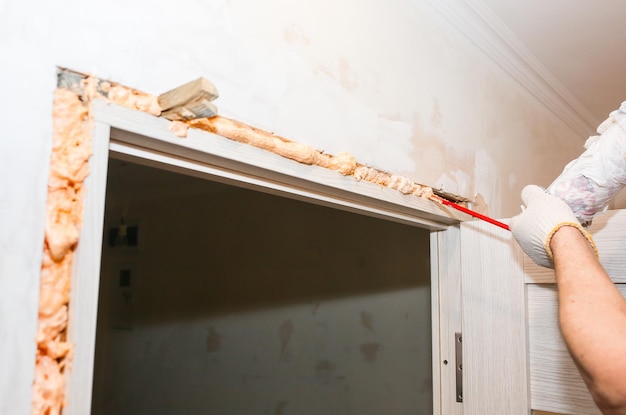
left=92, top=162, right=433, bottom=414
left=0, top=0, right=591, bottom=412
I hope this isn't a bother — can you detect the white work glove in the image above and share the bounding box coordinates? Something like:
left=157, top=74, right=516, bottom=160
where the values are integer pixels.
left=510, top=185, right=598, bottom=269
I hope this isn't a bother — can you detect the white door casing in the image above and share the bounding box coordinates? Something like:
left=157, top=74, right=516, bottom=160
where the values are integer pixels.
left=66, top=99, right=468, bottom=414
left=460, top=220, right=531, bottom=414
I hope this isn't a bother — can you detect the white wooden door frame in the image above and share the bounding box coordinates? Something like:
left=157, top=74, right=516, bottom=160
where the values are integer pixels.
left=432, top=225, right=464, bottom=415
left=66, top=99, right=468, bottom=414
left=459, top=221, right=531, bottom=414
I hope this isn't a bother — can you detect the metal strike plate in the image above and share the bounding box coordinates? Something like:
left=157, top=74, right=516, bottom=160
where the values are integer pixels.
left=455, top=332, right=463, bottom=402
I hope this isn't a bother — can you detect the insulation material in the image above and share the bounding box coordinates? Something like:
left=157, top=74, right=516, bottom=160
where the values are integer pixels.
left=189, top=117, right=435, bottom=198
left=34, top=73, right=161, bottom=414
left=168, top=120, right=189, bottom=138
left=547, top=101, right=626, bottom=225
left=33, top=87, right=92, bottom=414
left=106, top=84, right=161, bottom=116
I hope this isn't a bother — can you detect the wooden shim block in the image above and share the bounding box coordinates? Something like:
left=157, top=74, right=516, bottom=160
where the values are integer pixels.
left=158, top=77, right=219, bottom=121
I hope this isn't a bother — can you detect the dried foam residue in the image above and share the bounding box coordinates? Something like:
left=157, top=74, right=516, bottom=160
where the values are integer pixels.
left=189, top=116, right=434, bottom=198
left=33, top=87, right=92, bottom=414
left=33, top=73, right=162, bottom=414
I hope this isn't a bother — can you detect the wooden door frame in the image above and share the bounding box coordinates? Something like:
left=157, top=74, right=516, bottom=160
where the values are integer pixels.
left=67, top=99, right=467, bottom=414
left=459, top=221, right=531, bottom=414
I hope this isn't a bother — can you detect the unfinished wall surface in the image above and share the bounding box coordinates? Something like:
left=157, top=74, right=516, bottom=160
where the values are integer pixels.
left=0, top=0, right=600, bottom=412
left=92, top=161, right=432, bottom=414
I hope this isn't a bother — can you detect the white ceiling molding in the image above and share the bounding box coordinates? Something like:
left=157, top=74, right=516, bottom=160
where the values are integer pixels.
left=420, top=0, right=598, bottom=138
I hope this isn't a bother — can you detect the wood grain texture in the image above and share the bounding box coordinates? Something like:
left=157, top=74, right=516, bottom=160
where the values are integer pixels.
left=431, top=226, right=463, bottom=415
left=158, top=77, right=219, bottom=120
left=525, top=210, right=626, bottom=283
left=524, top=211, right=626, bottom=414
left=525, top=283, right=623, bottom=415
left=460, top=220, right=530, bottom=414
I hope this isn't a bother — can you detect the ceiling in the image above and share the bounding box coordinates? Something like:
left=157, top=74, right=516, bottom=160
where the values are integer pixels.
left=479, top=0, right=626, bottom=128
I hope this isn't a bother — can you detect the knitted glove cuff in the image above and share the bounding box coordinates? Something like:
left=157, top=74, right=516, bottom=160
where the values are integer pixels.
left=545, top=222, right=599, bottom=262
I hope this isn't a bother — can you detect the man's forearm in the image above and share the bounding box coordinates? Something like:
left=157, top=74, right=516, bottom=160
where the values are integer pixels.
left=551, top=226, right=626, bottom=414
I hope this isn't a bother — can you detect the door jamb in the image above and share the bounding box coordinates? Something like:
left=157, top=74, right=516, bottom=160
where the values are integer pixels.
left=66, top=99, right=464, bottom=414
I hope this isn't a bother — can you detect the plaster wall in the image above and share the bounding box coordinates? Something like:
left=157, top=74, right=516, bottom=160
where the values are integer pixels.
left=0, top=0, right=591, bottom=412
left=92, top=162, right=432, bottom=414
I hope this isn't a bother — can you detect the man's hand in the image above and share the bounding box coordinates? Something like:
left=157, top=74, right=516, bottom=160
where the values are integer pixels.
left=510, top=184, right=598, bottom=268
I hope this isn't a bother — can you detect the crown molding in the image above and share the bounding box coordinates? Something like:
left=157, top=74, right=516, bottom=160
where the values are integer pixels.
left=421, top=0, right=598, bottom=138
